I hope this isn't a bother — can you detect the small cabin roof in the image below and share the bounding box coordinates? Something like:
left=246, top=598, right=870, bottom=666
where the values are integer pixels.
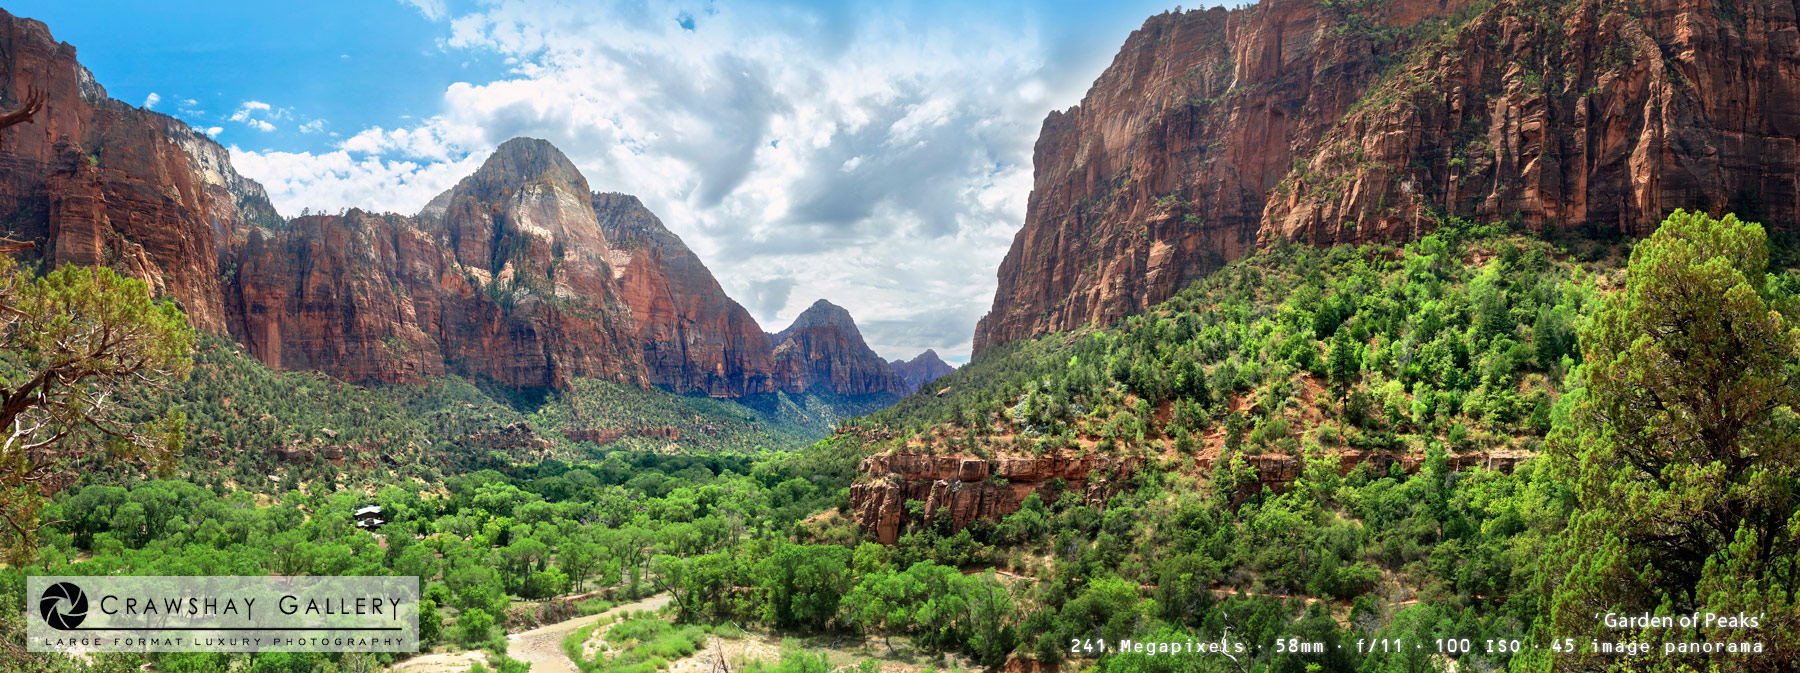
left=354, top=505, right=383, bottom=516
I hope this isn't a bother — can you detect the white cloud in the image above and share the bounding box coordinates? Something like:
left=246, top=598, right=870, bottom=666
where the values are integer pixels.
left=229, top=101, right=272, bottom=121
left=229, top=100, right=286, bottom=133
left=205, top=126, right=223, bottom=137
left=228, top=0, right=1094, bottom=359
left=400, top=0, right=447, bottom=21
left=142, top=92, right=160, bottom=109
left=229, top=146, right=485, bottom=216
left=298, top=120, right=327, bottom=134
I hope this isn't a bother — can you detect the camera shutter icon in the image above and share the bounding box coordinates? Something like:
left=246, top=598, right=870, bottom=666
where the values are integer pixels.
left=39, top=582, right=88, bottom=630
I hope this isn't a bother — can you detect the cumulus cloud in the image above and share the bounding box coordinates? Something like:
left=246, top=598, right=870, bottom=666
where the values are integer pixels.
left=229, top=147, right=485, bottom=216
left=229, top=0, right=1090, bottom=360
left=229, top=100, right=286, bottom=132
left=142, top=92, right=160, bottom=109
left=230, top=101, right=272, bottom=119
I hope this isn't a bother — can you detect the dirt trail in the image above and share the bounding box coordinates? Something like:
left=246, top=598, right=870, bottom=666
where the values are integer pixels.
left=387, top=593, right=670, bottom=673
left=507, top=593, right=672, bottom=673
left=388, top=651, right=489, bottom=673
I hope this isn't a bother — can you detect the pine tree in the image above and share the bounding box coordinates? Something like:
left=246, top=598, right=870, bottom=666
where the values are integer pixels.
left=1538, top=210, right=1800, bottom=671
left=0, top=258, right=194, bottom=563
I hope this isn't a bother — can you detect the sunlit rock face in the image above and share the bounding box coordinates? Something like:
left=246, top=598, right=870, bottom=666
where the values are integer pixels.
left=233, top=138, right=644, bottom=388
left=594, top=191, right=778, bottom=397
left=0, top=9, right=281, bottom=334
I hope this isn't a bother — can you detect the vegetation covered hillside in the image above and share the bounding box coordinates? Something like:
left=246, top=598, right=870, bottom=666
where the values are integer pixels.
left=4, top=213, right=1796, bottom=673
left=64, top=334, right=881, bottom=504
left=851, top=217, right=1597, bottom=459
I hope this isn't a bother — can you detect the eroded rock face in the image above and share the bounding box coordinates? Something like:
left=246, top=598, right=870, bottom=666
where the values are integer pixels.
left=772, top=299, right=908, bottom=397
left=231, top=212, right=449, bottom=383
left=232, top=139, right=645, bottom=388
left=889, top=349, right=955, bottom=393
left=848, top=452, right=1141, bottom=544
left=975, top=0, right=1800, bottom=355
left=1261, top=0, right=1800, bottom=245
left=0, top=9, right=279, bottom=333
left=594, top=192, right=777, bottom=397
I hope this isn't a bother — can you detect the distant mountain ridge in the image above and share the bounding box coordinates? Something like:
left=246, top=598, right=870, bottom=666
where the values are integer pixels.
left=889, top=349, right=954, bottom=393
left=0, top=9, right=916, bottom=402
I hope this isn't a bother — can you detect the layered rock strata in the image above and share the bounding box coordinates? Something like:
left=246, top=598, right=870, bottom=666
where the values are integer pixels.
left=848, top=448, right=1524, bottom=543
left=848, top=452, right=1142, bottom=544
left=771, top=299, right=909, bottom=397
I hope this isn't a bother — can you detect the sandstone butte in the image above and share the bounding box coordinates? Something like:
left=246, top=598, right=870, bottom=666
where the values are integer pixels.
left=974, top=0, right=1800, bottom=355
left=0, top=9, right=907, bottom=400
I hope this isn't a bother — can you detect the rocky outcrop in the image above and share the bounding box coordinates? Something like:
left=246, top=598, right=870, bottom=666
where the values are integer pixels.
left=772, top=299, right=908, bottom=397
left=565, top=426, right=682, bottom=445
left=1198, top=449, right=1526, bottom=501
left=849, top=448, right=1526, bottom=543
left=889, top=349, right=955, bottom=393
left=593, top=192, right=777, bottom=396
left=975, top=0, right=1800, bottom=355
left=849, top=452, right=1141, bottom=544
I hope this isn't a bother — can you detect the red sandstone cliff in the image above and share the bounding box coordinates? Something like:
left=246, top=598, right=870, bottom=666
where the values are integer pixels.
left=593, top=192, right=777, bottom=397
left=849, top=451, right=1141, bottom=544
left=0, top=9, right=280, bottom=334
left=232, top=139, right=645, bottom=388
left=975, top=0, right=1800, bottom=355
left=0, top=10, right=915, bottom=395
left=772, top=299, right=908, bottom=397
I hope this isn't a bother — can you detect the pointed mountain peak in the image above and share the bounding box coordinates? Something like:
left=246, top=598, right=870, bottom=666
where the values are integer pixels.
left=891, top=349, right=946, bottom=365
left=793, top=299, right=854, bottom=327
left=775, top=299, right=859, bottom=343
left=464, top=136, right=589, bottom=197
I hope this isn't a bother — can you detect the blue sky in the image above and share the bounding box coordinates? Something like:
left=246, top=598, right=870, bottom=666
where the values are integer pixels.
left=11, top=0, right=1193, bottom=362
